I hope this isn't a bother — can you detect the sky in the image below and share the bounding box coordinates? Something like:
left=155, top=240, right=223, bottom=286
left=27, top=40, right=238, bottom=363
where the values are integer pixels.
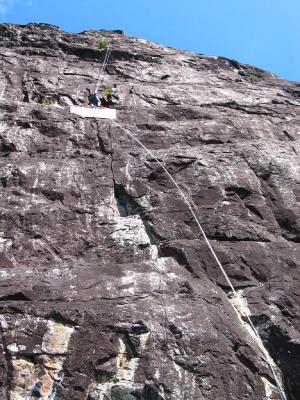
left=0, top=0, right=299, bottom=82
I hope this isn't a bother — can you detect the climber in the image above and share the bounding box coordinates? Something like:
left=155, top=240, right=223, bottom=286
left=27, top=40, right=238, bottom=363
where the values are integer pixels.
left=100, top=85, right=119, bottom=107
left=85, top=88, right=100, bottom=107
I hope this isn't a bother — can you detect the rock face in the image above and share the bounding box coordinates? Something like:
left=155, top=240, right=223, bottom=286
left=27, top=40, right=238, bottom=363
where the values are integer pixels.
left=0, top=23, right=299, bottom=400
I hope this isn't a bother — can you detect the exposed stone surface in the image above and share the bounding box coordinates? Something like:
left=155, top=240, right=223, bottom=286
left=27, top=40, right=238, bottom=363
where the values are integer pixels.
left=0, top=23, right=299, bottom=399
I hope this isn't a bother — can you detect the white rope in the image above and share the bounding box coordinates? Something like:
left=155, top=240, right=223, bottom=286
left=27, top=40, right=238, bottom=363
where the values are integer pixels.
left=132, top=91, right=137, bottom=106
left=98, top=47, right=111, bottom=84
left=95, top=47, right=112, bottom=93
left=95, top=47, right=111, bottom=92
left=110, top=120, right=287, bottom=400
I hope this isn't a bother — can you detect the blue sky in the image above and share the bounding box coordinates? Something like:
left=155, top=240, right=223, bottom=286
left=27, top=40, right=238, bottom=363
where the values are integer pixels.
left=1, top=0, right=299, bottom=82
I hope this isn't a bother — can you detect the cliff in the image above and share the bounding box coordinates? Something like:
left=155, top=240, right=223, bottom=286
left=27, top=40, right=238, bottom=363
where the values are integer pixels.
left=0, top=23, right=299, bottom=400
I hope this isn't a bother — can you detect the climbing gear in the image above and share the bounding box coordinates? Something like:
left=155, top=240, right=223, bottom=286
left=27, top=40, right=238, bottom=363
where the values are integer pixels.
left=103, top=87, right=113, bottom=97
left=110, top=120, right=287, bottom=400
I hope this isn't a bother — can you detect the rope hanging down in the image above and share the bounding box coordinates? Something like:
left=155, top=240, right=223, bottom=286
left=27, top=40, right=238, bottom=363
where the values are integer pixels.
left=95, top=46, right=112, bottom=93
left=110, top=120, right=287, bottom=400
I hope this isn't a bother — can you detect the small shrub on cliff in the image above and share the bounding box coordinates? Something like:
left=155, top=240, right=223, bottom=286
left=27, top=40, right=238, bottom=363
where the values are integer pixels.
left=98, top=39, right=108, bottom=49
left=40, top=98, right=52, bottom=107
left=247, top=74, right=258, bottom=82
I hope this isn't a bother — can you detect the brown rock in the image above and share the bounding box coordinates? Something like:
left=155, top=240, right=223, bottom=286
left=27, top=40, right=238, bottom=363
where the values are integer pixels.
left=0, top=23, right=299, bottom=399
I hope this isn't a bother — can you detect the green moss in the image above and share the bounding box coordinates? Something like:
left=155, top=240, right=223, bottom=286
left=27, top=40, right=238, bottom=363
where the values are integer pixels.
left=40, top=98, right=52, bottom=107
left=247, top=74, right=258, bottom=82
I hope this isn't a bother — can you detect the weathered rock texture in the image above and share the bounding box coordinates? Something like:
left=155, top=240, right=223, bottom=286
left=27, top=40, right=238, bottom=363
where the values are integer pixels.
left=0, top=23, right=299, bottom=400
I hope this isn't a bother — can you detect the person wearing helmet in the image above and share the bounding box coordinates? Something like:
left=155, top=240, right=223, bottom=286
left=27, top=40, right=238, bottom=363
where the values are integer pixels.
left=100, top=84, right=119, bottom=107
left=85, top=88, right=100, bottom=107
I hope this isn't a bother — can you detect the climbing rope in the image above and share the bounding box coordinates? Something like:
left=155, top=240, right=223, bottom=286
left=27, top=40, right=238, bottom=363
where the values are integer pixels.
left=95, top=46, right=112, bottom=94
left=110, top=120, right=287, bottom=400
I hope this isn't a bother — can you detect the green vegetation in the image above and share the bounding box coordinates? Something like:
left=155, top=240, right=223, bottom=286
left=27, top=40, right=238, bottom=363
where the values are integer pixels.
left=40, top=98, right=52, bottom=107
left=247, top=74, right=258, bottom=82
left=98, top=39, right=108, bottom=49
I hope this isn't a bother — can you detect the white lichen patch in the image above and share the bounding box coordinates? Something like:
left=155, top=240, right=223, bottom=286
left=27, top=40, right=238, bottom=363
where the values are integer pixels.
left=96, top=193, right=119, bottom=221
left=261, top=376, right=278, bottom=400
left=116, top=333, right=150, bottom=382
left=173, top=362, right=198, bottom=399
left=0, top=315, right=9, bottom=329
left=116, top=336, right=138, bottom=382
left=0, top=236, right=13, bottom=249
left=112, top=215, right=151, bottom=249
left=42, top=320, right=74, bottom=354
left=229, top=290, right=263, bottom=346
left=150, top=244, right=159, bottom=260
left=7, top=343, right=26, bottom=353
left=32, top=161, right=47, bottom=188
left=153, top=257, right=170, bottom=272
left=89, top=332, right=150, bottom=400
left=230, top=289, right=252, bottom=319
left=0, top=270, right=14, bottom=278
